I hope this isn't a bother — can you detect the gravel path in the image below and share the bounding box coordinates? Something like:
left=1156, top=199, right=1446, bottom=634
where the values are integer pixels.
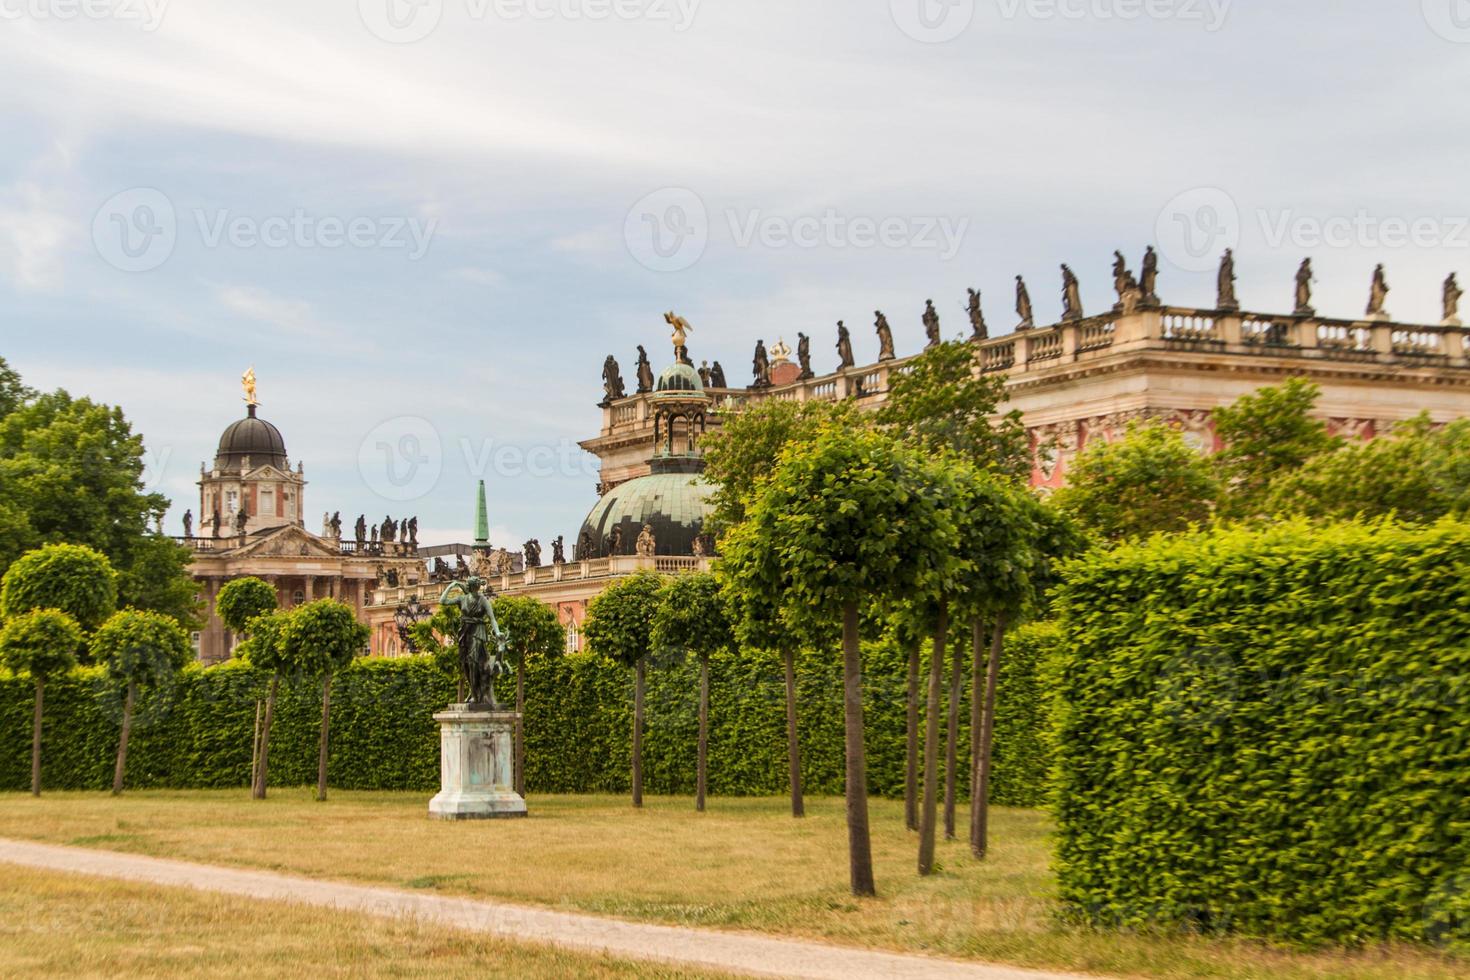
left=0, top=837, right=1106, bottom=980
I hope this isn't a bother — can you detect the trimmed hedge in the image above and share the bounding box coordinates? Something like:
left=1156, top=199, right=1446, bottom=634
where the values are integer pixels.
left=1053, top=520, right=1470, bottom=947
left=0, top=626, right=1057, bottom=805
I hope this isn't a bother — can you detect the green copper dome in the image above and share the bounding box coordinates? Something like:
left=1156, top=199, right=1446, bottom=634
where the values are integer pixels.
left=577, top=471, right=713, bottom=557
left=654, top=362, right=705, bottom=396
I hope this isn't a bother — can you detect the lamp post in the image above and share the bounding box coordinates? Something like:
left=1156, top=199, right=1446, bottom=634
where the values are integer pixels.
left=394, top=596, right=428, bottom=655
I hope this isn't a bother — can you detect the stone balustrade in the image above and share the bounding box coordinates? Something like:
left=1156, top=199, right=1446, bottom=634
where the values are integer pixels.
left=368, top=554, right=711, bottom=610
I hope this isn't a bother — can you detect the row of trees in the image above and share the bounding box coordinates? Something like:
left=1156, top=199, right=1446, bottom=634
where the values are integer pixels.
left=0, top=544, right=190, bottom=795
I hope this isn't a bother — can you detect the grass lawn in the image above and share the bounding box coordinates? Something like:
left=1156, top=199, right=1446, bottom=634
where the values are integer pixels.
left=0, top=864, right=731, bottom=978
left=0, top=790, right=1461, bottom=980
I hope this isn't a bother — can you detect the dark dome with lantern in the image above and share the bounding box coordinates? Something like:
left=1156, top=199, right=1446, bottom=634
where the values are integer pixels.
left=214, top=404, right=289, bottom=472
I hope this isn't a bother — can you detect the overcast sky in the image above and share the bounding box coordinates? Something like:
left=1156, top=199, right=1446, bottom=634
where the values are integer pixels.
left=2, top=1, right=1467, bottom=547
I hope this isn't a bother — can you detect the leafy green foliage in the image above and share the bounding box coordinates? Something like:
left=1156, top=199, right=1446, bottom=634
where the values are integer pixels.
left=493, top=595, right=563, bottom=666
left=279, top=600, right=368, bottom=678
left=0, top=356, right=32, bottom=420
left=652, top=572, right=733, bottom=660
left=0, top=609, right=82, bottom=680
left=876, top=340, right=1029, bottom=479
left=115, top=535, right=201, bottom=629
left=214, top=578, right=279, bottom=635
left=1052, top=423, right=1220, bottom=541
left=0, top=543, right=117, bottom=633
left=700, top=398, right=867, bottom=536
left=1052, top=519, right=1470, bottom=945
left=584, top=571, right=666, bottom=668
left=1211, top=378, right=1338, bottom=518
left=1265, top=416, right=1470, bottom=524
left=0, top=632, right=1054, bottom=802
left=89, top=609, right=191, bottom=687
left=233, top=610, right=290, bottom=675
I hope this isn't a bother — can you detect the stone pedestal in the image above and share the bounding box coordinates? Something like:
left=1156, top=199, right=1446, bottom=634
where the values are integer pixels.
left=428, top=705, right=527, bottom=820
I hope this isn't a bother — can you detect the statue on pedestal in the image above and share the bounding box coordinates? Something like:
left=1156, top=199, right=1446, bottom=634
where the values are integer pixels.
left=1139, top=246, right=1160, bottom=306
left=797, top=333, right=814, bottom=379
left=524, top=538, right=542, bottom=568
left=635, top=345, right=655, bottom=394
left=1366, top=264, right=1391, bottom=320
left=234, top=508, right=247, bottom=536
left=967, top=289, right=987, bottom=340
left=607, top=524, right=624, bottom=557
left=874, top=312, right=894, bottom=361
left=330, top=512, right=342, bottom=541
left=355, top=515, right=367, bottom=546
left=1015, top=275, right=1035, bottom=330
left=1294, top=259, right=1316, bottom=316
left=600, top=355, right=626, bottom=407
left=710, top=361, right=728, bottom=388
left=552, top=535, right=566, bottom=564
left=577, top=528, right=596, bottom=561
left=182, top=509, right=193, bottom=539
left=636, top=523, right=656, bottom=557
left=698, top=361, right=711, bottom=386
left=1217, top=249, right=1239, bottom=311
left=837, top=322, right=856, bottom=369
left=751, top=340, right=772, bottom=388
left=922, top=300, right=941, bottom=348
left=1061, top=264, right=1084, bottom=322
left=438, top=577, right=510, bottom=708
left=1444, top=273, right=1464, bottom=326
left=407, top=516, right=418, bottom=549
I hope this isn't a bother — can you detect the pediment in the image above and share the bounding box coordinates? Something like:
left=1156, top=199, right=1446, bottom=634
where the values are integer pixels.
left=235, top=525, right=341, bottom=559
left=242, top=464, right=297, bottom=482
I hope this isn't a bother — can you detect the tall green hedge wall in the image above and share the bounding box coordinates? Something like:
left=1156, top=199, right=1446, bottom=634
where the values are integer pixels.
left=0, top=624, right=1057, bottom=806
left=1053, top=519, right=1470, bottom=947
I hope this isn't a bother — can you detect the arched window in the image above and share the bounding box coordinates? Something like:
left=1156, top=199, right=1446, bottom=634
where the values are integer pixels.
left=564, top=622, right=581, bottom=654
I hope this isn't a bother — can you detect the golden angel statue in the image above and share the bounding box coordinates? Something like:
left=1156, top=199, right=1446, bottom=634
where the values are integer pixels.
left=664, top=311, right=692, bottom=351
left=241, top=366, right=258, bottom=406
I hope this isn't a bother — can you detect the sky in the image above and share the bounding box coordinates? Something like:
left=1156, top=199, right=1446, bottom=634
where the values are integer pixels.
left=2, top=0, right=1468, bottom=549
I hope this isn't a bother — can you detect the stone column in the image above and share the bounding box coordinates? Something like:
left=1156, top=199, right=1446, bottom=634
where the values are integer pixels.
left=304, top=575, right=317, bottom=605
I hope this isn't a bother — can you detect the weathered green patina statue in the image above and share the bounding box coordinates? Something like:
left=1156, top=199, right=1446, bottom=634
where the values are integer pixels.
left=439, top=576, right=511, bottom=708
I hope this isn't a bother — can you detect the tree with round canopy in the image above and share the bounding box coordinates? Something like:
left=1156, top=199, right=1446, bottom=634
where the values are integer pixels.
left=1, top=543, right=117, bottom=638
left=236, top=609, right=290, bottom=799
left=215, top=577, right=279, bottom=638
left=490, top=594, right=564, bottom=795
left=583, top=571, right=666, bottom=807
left=652, top=572, right=733, bottom=812
left=90, top=608, right=191, bottom=794
left=0, top=608, right=82, bottom=795
left=279, top=599, right=370, bottom=801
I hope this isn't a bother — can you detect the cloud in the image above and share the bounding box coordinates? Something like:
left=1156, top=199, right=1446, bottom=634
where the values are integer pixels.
left=0, top=181, right=71, bottom=291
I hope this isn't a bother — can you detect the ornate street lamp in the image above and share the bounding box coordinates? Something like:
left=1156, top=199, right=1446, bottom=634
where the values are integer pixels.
left=394, top=596, right=428, bottom=654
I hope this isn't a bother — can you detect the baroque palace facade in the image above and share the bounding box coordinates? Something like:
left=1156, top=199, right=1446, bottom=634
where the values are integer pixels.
left=364, top=257, right=1470, bottom=656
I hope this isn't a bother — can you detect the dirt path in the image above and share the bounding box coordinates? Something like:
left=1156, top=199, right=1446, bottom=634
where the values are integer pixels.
left=0, top=837, right=1106, bottom=980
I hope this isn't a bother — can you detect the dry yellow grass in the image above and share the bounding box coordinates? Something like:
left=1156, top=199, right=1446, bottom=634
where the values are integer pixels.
left=0, top=789, right=1462, bottom=980
left=0, top=864, right=732, bottom=978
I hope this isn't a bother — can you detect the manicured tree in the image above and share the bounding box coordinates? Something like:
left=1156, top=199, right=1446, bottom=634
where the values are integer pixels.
left=1051, top=422, right=1220, bottom=541
left=583, top=571, right=666, bottom=807
left=1, top=543, right=118, bottom=636
left=722, top=425, right=954, bottom=897
left=1212, top=377, right=1338, bottom=519
left=90, top=609, right=191, bottom=794
left=237, top=609, right=289, bottom=799
left=280, top=599, right=369, bottom=801
left=491, top=595, right=564, bottom=796
left=215, top=576, right=279, bottom=644
left=652, top=572, right=734, bottom=812
left=886, top=606, right=926, bottom=832
left=0, top=609, right=82, bottom=795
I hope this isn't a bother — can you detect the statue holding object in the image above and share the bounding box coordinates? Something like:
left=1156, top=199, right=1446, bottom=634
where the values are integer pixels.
left=1015, top=275, right=1035, bottom=330
left=439, top=576, right=510, bottom=708
left=1444, top=273, right=1464, bottom=327
left=967, top=288, right=987, bottom=340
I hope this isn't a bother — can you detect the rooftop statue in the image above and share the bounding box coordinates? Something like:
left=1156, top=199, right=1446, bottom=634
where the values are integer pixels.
left=438, top=577, right=510, bottom=708
left=1217, top=249, right=1239, bottom=311
left=751, top=340, right=772, bottom=388
left=552, top=535, right=566, bottom=565
left=600, top=355, right=626, bottom=407
left=1367, top=264, right=1391, bottom=319
left=182, top=509, right=193, bottom=539
left=710, top=361, right=728, bottom=388
left=797, top=332, right=814, bottom=379
left=241, top=366, right=258, bottom=407
left=837, top=321, right=856, bottom=369
left=967, top=288, right=987, bottom=340
left=874, top=311, right=895, bottom=361
left=635, top=523, right=656, bottom=558
left=1015, top=275, right=1035, bottom=330
left=922, top=299, right=941, bottom=347
left=1061, top=264, right=1084, bottom=322
left=1139, top=246, right=1160, bottom=306
left=698, top=361, right=712, bottom=386
left=1445, top=273, right=1464, bottom=326
left=1295, top=258, right=1316, bottom=316
left=665, top=311, right=693, bottom=352
left=635, top=345, right=655, bottom=394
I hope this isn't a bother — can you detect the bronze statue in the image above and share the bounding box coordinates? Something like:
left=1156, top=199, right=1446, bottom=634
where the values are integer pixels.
left=439, top=577, right=510, bottom=708
left=837, top=322, right=856, bottom=369
left=751, top=340, right=772, bottom=388
left=234, top=508, right=247, bottom=536
left=1294, top=259, right=1316, bottom=316
left=577, top=528, right=596, bottom=560
left=710, top=361, right=728, bottom=388
left=212, top=506, right=221, bottom=538
left=922, top=299, right=941, bottom=348
left=182, top=509, right=192, bottom=539
left=330, top=512, right=342, bottom=539
left=1139, top=246, right=1160, bottom=306
left=552, top=535, right=566, bottom=564
left=355, top=515, right=367, bottom=545
left=635, top=345, right=655, bottom=394
left=600, top=355, right=626, bottom=407
left=635, top=523, right=656, bottom=557
left=1367, top=264, right=1390, bottom=318
left=524, top=538, right=542, bottom=568
left=1015, top=275, right=1035, bottom=330
left=382, top=516, right=396, bottom=543
left=1445, top=273, right=1464, bottom=324
left=698, top=361, right=712, bottom=386
left=1217, top=249, right=1239, bottom=311
left=607, top=524, right=624, bottom=557
left=407, top=516, right=418, bottom=548
left=874, top=312, right=894, bottom=361
left=1061, top=264, right=1083, bottom=322
left=967, top=288, right=987, bottom=340
left=796, top=333, right=814, bottom=379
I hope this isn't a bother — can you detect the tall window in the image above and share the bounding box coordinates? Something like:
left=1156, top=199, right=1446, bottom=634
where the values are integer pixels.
left=564, top=622, right=580, bottom=654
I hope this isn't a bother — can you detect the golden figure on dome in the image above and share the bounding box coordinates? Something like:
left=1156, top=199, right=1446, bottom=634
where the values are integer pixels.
left=241, top=366, right=258, bottom=407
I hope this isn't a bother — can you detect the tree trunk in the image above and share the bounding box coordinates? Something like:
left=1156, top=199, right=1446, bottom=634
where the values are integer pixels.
left=971, top=616, right=1006, bottom=859
left=944, top=623, right=964, bottom=840
left=782, top=647, right=804, bottom=818
left=252, top=674, right=279, bottom=800
left=112, top=681, right=136, bottom=796
left=968, top=617, right=985, bottom=853
left=316, top=671, right=332, bottom=802
left=632, top=658, right=645, bottom=808
left=918, top=602, right=948, bottom=875
left=250, top=698, right=262, bottom=791
left=30, top=678, right=43, bottom=797
left=514, top=665, right=526, bottom=797
left=842, top=601, right=876, bottom=897
left=696, top=652, right=709, bottom=812
left=904, top=640, right=920, bottom=832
